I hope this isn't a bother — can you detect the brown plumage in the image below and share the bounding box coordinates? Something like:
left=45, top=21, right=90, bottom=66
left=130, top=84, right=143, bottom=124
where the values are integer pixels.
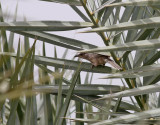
left=74, top=53, right=122, bottom=70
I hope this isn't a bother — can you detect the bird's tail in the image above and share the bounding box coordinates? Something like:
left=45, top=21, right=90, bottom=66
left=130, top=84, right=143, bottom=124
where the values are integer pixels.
left=106, top=59, right=122, bottom=70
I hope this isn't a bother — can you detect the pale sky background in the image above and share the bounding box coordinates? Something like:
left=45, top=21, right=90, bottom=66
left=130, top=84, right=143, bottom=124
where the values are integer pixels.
left=1, top=0, right=122, bottom=86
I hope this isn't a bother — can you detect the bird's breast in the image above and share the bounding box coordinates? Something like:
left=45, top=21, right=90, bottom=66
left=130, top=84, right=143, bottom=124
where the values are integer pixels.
left=90, top=57, right=106, bottom=66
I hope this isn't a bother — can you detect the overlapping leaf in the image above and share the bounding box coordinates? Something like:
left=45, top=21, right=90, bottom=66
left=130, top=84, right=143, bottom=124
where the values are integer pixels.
left=101, top=64, right=160, bottom=79
left=73, top=95, right=140, bottom=112
left=92, top=108, right=160, bottom=125
left=33, top=84, right=125, bottom=95
left=93, top=0, right=116, bottom=14
left=96, top=0, right=160, bottom=13
left=56, top=67, right=80, bottom=125
left=79, top=39, right=160, bottom=53
left=92, top=83, right=160, bottom=100
left=81, top=16, right=160, bottom=33
left=14, top=31, right=96, bottom=50
left=0, top=21, right=93, bottom=31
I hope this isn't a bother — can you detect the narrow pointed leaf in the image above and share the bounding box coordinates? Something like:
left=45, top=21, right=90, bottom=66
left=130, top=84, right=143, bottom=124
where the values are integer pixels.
left=33, top=84, right=125, bottom=95
left=14, top=31, right=96, bottom=50
left=94, top=0, right=116, bottom=14
left=79, top=39, right=160, bottom=53
left=35, top=63, right=70, bottom=84
left=10, top=41, right=36, bottom=85
left=75, top=73, right=84, bottom=124
left=101, top=64, right=160, bottom=79
left=73, top=95, right=140, bottom=112
left=7, top=40, right=20, bottom=125
left=70, top=5, right=90, bottom=22
left=55, top=73, right=63, bottom=121
left=56, top=67, right=80, bottom=125
left=93, top=83, right=160, bottom=100
left=40, top=42, right=53, bottom=125
left=0, top=3, right=11, bottom=71
left=103, top=0, right=160, bottom=8
left=8, top=3, right=18, bottom=52
left=92, top=108, right=160, bottom=125
left=0, top=21, right=93, bottom=31
left=23, top=43, right=37, bottom=125
left=144, top=51, right=160, bottom=66
left=74, top=94, right=112, bottom=113
left=81, top=16, right=160, bottom=33
left=62, top=117, right=100, bottom=123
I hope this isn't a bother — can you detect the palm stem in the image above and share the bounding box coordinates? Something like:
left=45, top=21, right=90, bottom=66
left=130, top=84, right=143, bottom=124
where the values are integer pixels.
left=80, top=0, right=145, bottom=111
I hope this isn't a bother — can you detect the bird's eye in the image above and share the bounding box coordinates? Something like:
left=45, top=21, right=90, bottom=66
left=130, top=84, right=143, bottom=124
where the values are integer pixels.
left=80, top=53, right=85, bottom=56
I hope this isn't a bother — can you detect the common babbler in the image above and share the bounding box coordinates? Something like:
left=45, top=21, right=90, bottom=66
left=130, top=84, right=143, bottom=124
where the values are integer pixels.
left=75, top=53, right=122, bottom=70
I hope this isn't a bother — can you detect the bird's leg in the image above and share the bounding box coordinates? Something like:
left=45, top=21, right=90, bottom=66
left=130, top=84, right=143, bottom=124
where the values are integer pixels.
left=91, top=65, right=94, bottom=69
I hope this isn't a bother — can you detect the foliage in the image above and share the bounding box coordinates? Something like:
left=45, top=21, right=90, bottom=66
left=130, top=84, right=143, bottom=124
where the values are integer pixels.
left=0, top=0, right=160, bottom=124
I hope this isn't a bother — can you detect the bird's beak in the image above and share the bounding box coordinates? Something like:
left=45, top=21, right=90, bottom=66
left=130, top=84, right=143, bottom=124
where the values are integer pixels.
left=74, top=54, right=79, bottom=57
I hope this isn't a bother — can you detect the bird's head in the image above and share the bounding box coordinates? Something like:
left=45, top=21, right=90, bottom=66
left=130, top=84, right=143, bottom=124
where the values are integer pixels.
left=74, top=53, right=86, bottom=58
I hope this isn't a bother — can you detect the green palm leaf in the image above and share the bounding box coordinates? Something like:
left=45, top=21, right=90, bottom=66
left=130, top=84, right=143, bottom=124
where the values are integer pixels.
left=101, top=64, right=160, bottom=79
left=33, top=84, right=125, bottom=95
left=79, top=39, right=160, bottom=53
left=106, top=0, right=160, bottom=7
left=81, top=17, right=160, bottom=33
left=92, top=108, right=160, bottom=125
left=14, top=31, right=96, bottom=50
left=0, top=21, right=93, bottom=31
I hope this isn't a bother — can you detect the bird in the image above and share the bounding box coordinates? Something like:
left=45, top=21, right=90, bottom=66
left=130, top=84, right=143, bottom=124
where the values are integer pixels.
left=74, top=53, right=122, bottom=70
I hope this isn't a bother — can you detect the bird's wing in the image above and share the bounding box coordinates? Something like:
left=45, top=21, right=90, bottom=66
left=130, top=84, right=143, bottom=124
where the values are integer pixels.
left=107, top=59, right=122, bottom=70
left=98, top=54, right=110, bottom=58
